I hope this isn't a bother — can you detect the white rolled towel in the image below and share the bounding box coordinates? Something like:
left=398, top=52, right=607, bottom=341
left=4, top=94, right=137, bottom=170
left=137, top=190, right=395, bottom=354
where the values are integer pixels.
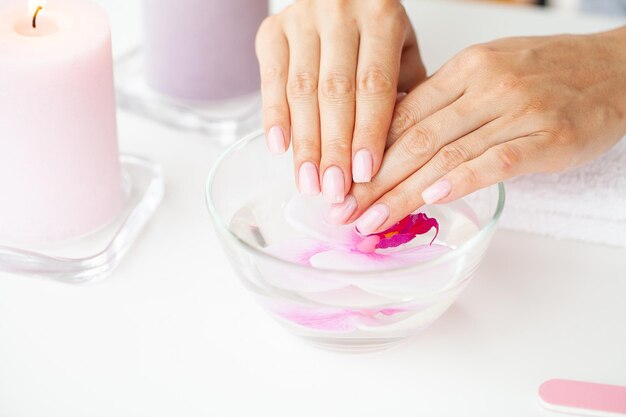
left=499, top=138, right=626, bottom=248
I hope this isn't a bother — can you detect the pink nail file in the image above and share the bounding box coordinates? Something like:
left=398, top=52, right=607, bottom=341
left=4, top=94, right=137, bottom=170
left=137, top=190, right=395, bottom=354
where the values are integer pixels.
left=539, top=379, right=626, bottom=416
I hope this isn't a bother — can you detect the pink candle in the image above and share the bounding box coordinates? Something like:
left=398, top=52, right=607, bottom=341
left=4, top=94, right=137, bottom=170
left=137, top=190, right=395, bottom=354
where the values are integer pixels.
left=142, top=0, right=268, bottom=101
left=0, top=0, right=123, bottom=244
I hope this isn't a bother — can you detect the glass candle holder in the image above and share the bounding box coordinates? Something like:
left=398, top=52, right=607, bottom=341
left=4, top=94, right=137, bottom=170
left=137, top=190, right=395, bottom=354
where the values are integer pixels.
left=116, top=0, right=267, bottom=145
left=0, top=155, right=163, bottom=284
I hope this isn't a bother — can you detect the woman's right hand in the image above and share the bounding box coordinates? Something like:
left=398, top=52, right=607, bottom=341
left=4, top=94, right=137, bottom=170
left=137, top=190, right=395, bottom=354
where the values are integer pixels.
left=255, top=0, right=426, bottom=203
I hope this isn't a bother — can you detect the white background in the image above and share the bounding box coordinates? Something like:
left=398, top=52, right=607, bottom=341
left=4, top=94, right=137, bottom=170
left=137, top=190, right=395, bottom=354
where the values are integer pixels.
left=0, top=1, right=625, bottom=416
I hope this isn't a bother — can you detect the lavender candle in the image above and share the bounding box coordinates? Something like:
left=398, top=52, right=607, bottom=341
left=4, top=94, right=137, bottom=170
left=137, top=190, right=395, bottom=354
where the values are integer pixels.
left=142, top=0, right=267, bottom=101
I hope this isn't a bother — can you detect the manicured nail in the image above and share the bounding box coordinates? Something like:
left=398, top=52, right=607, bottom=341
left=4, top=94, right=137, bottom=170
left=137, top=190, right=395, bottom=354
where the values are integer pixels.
left=322, top=166, right=345, bottom=204
left=352, top=149, right=373, bottom=183
left=356, top=203, right=390, bottom=235
left=267, top=126, right=286, bottom=154
left=327, top=195, right=357, bottom=225
left=298, top=162, right=320, bottom=196
left=422, top=179, right=452, bottom=204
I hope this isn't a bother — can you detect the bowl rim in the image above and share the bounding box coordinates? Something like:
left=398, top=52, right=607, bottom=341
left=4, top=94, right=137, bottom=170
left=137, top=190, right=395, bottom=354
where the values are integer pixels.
left=206, top=130, right=506, bottom=278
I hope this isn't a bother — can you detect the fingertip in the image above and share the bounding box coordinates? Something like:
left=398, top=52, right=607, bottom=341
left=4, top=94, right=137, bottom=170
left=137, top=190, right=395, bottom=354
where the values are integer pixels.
left=267, top=126, right=287, bottom=155
left=297, top=161, right=321, bottom=196
left=421, top=179, right=452, bottom=205
left=352, top=148, right=373, bottom=183
left=322, top=166, right=346, bottom=204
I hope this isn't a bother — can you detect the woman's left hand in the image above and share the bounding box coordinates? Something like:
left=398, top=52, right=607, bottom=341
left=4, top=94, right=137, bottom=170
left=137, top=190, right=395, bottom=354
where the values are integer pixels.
left=328, top=28, right=626, bottom=235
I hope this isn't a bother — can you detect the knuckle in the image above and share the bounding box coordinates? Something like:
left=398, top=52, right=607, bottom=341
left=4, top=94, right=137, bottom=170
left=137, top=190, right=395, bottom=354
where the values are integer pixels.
left=452, top=102, right=472, bottom=118
left=493, top=145, right=522, bottom=175
left=371, top=1, right=406, bottom=24
left=354, top=122, right=382, bottom=142
left=257, top=15, right=278, bottom=38
left=260, top=66, right=286, bottom=88
left=497, top=73, right=524, bottom=93
left=264, top=103, right=287, bottom=121
left=324, top=1, right=351, bottom=23
left=292, top=138, right=319, bottom=158
left=390, top=188, right=413, bottom=212
left=358, top=66, right=394, bottom=98
left=460, top=165, right=480, bottom=188
left=351, top=180, right=379, bottom=204
left=389, top=107, right=414, bottom=137
left=437, top=145, right=469, bottom=171
left=320, top=72, right=354, bottom=102
left=323, top=139, right=351, bottom=156
left=551, top=120, right=577, bottom=148
left=459, top=44, right=495, bottom=68
left=287, top=72, right=318, bottom=100
left=518, top=98, right=547, bottom=116
left=399, top=126, right=436, bottom=159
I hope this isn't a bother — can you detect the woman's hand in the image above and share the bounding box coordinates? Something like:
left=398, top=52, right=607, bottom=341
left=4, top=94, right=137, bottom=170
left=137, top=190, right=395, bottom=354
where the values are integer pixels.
left=255, top=0, right=426, bottom=203
left=328, top=27, right=626, bottom=234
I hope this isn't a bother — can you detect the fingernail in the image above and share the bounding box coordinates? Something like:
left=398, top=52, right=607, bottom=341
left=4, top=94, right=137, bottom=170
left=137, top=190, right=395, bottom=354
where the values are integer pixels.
left=396, top=92, right=407, bottom=102
left=322, top=166, right=345, bottom=204
left=298, top=162, right=320, bottom=196
left=267, top=126, right=286, bottom=154
left=352, top=149, right=373, bottom=183
left=327, top=195, right=357, bottom=225
left=356, top=203, right=390, bottom=235
left=422, top=179, right=452, bottom=204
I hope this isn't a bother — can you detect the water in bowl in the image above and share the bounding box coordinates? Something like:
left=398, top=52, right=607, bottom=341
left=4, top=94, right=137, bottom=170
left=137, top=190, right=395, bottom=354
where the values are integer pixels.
left=227, top=189, right=482, bottom=351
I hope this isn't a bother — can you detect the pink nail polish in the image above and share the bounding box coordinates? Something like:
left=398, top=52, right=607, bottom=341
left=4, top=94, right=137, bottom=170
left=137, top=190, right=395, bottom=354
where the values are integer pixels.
left=267, top=126, right=286, bottom=154
left=327, top=195, right=357, bottom=225
left=352, top=149, right=373, bottom=183
left=322, top=166, right=345, bottom=204
left=422, top=179, right=452, bottom=204
left=356, top=204, right=390, bottom=235
left=298, top=162, right=320, bottom=196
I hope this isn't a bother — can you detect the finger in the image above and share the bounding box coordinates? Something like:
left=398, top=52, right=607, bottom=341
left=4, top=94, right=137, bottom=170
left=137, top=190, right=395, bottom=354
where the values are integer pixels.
left=352, top=24, right=404, bottom=183
left=423, top=137, right=548, bottom=205
left=283, top=22, right=322, bottom=195
left=318, top=23, right=359, bottom=203
left=348, top=95, right=499, bottom=220
left=417, top=114, right=540, bottom=182
left=355, top=137, right=544, bottom=234
left=387, top=62, right=466, bottom=146
left=256, top=16, right=290, bottom=154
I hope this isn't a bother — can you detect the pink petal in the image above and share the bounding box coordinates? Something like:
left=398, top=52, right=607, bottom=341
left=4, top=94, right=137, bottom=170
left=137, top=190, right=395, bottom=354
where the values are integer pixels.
left=264, top=238, right=331, bottom=266
left=265, top=301, right=361, bottom=332
left=309, top=250, right=392, bottom=271
left=284, top=194, right=356, bottom=246
left=264, top=299, right=408, bottom=332
left=382, top=243, right=451, bottom=264
left=309, top=244, right=449, bottom=272
left=261, top=239, right=350, bottom=292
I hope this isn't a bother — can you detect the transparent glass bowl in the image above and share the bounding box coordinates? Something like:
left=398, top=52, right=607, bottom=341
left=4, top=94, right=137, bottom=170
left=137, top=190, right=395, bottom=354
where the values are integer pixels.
left=206, top=131, right=505, bottom=352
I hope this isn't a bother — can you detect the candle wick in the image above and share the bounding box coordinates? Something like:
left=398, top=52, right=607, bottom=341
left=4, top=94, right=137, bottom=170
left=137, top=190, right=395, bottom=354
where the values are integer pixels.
left=32, top=6, right=43, bottom=29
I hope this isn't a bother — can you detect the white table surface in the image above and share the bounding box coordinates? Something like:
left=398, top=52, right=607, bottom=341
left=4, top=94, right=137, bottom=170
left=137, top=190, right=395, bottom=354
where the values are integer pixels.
left=0, top=1, right=625, bottom=416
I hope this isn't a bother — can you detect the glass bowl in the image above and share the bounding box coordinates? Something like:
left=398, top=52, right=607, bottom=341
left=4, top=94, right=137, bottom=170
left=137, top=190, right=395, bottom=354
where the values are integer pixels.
left=206, top=131, right=505, bottom=352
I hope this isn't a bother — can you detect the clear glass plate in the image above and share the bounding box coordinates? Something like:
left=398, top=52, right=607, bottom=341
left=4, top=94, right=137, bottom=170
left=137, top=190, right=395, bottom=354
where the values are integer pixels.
left=0, top=155, right=164, bottom=284
left=115, top=48, right=263, bottom=146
